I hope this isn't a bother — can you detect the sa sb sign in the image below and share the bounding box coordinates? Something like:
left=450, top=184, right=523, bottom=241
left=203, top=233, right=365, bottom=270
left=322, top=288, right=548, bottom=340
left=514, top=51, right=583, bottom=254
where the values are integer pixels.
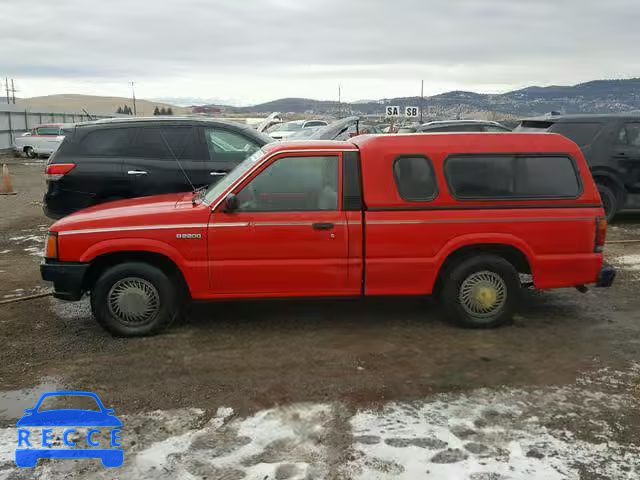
left=405, top=106, right=419, bottom=118
left=385, top=106, right=400, bottom=117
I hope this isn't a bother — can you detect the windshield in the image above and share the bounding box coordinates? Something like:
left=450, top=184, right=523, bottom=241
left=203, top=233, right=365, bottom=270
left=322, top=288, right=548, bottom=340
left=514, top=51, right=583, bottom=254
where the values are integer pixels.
left=271, top=122, right=302, bottom=132
left=201, top=148, right=266, bottom=204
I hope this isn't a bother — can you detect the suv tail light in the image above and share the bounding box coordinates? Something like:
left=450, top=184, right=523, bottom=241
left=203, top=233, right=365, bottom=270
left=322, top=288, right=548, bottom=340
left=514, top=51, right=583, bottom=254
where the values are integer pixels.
left=595, top=216, right=607, bottom=252
left=45, top=163, right=75, bottom=181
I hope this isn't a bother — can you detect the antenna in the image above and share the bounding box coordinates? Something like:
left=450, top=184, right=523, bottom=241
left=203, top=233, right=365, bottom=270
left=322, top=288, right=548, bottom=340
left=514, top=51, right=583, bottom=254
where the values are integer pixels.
left=157, top=127, right=196, bottom=193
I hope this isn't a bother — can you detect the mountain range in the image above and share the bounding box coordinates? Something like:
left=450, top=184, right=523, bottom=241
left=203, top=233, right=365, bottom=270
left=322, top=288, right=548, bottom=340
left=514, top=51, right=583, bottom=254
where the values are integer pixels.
left=221, top=79, right=640, bottom=118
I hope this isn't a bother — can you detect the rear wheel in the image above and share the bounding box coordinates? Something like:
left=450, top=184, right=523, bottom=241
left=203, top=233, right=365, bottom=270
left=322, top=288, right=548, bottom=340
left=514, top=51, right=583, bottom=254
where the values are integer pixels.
left=596, top=183, right=618, bottom=221
left=24, top=147, right=36, bottom=159
left=90, top=262, right=179, bottom=336
left=440, top=254, right=520, bottom=328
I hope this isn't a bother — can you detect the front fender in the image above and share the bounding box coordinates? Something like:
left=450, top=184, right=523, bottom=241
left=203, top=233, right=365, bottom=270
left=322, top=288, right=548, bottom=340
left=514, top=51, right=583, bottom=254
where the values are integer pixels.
left=79, top=238, right=187, bottom=270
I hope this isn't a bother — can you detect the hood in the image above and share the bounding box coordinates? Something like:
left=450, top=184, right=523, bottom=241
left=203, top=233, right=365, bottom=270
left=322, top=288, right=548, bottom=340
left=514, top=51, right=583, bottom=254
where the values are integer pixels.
left=309, top=116, right=360, bottom=140
left=51, top=192, right=197, bottom=233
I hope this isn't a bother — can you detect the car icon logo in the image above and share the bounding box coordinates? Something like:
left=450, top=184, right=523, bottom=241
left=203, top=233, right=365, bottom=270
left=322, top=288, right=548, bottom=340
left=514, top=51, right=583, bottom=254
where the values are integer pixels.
left=15, top=391, right=123, bottom=468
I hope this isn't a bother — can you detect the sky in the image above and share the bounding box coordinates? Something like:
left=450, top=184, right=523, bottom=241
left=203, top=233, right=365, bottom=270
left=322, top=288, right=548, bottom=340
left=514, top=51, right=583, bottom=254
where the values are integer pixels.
left=2, top=0, right=639, bottom=106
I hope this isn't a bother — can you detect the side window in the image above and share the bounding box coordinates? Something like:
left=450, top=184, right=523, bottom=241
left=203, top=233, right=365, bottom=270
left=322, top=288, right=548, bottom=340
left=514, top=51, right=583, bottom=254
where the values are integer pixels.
left=625, top=123, right=640, bottom=147
left=77, top=128, right=131, bottom=156
left=515, top=156, right=580, bottom=197
left=236, top=156, right=339, bottom=212
left=549, top=122, right=601, bottom=146
left=128, top=127, right=196, bottom=159
left=393, top=156, right=438, bottom=201
left=37, top=127, right=60, bottom=135
left=446, top=156, right=514, bottom=198
left=204, top=128, right=260, bottom=156
left=446, top=155, right=580, bottom=199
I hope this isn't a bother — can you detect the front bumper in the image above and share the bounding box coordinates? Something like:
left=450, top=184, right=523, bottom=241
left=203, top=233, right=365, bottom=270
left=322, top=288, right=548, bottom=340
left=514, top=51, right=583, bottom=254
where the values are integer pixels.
left=40, top=260, right=89, bottom=301
left=596, top=263, right=616, bottom=288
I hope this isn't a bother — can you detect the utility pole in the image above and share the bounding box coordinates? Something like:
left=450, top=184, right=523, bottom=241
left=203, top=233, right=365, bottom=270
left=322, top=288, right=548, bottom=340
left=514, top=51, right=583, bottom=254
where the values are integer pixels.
left=5, top=78, right=9, bottom=105
left=10, top=79, right=16, bottom=104
left=338, top=84, right=341, bottom=117
left=129, top=81, right=137, bottom=116
left=420, top=79, right=424, bottom=124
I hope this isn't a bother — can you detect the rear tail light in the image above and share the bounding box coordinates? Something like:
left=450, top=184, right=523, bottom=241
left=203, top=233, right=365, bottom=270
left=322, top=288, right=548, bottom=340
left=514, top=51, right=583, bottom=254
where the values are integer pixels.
left=45, top=232, right=58, bottom=260
left=45, top=163, right=75, bottom=181
left=595, top=216, right=607, bottom=252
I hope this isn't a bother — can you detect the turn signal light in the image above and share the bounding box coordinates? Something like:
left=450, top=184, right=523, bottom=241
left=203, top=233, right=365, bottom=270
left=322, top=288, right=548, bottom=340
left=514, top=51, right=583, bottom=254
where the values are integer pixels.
left=595, top=217, right=607, bottom=253
left=45, top=163, right=76, bottom=181
left=45, top=232, right=58, bottom=259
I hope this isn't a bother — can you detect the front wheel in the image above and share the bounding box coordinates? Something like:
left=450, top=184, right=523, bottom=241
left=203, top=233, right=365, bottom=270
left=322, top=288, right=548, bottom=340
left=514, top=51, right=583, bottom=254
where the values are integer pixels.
left=440, top=254, right=520, bottom=328
left=91, top=262, right=179, bottom=337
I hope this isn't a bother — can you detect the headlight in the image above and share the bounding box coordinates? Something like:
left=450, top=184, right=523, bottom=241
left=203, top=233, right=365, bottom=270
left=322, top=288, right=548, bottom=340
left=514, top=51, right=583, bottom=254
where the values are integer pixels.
left=45, top=232, right=58, bottom=260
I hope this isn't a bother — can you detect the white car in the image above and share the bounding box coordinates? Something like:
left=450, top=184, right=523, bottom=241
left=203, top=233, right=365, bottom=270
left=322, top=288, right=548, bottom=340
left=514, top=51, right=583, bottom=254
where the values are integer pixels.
left=267, top=120, right=328, bottom=140
left=13, top=123, right=69, bottom=158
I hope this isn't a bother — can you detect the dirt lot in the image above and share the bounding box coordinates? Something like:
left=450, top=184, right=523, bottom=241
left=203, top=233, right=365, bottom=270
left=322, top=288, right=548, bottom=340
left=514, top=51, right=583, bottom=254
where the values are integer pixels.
left=0, top=158, right=639, bottom=479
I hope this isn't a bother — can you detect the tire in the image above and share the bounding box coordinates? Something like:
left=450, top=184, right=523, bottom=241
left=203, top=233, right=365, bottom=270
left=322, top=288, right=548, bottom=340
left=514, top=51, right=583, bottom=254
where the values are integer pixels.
left=90, top=262, right=179, bottom=337
left=24, top=147, right=36, bottom=159
left=596, top=183, right=618, bottom=222
left=440, top=254, right=520, bottom=329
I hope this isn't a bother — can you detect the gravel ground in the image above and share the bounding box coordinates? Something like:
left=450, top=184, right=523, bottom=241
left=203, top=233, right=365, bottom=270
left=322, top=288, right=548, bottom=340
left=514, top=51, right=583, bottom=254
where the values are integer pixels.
left=0, top=158, right=639, bottom=479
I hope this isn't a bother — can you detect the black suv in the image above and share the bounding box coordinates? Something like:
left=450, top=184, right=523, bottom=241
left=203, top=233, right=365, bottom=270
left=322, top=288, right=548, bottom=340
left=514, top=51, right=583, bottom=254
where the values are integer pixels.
left=515, top=114, right=640, bottom=219
left=43, top=117, right=273, bottom=218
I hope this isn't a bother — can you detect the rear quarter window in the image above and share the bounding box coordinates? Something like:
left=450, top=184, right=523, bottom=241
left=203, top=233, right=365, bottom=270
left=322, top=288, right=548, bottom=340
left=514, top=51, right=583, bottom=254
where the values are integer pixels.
left=445, top=155, right=581, bottom=199
left=393, top=156, right=438, bottom=201
left=548, top=122, right=602, bottom=146
left=76, top=128, right=131, bottom=156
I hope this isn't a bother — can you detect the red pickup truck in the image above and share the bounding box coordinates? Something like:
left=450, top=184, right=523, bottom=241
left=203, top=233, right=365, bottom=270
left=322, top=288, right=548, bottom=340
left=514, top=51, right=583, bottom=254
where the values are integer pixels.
left=42, top=133, right=615, bottom=336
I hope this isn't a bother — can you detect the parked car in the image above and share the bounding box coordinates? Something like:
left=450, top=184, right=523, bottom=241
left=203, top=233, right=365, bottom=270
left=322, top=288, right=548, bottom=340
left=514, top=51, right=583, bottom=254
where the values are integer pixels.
left=41, top=133, right=614, bottom=336
left=267, top=120, right=328, bottom=140
left=396, top=123, right=420, bottom=133
left=286, top=126, right=324, bottom=139
left=13, top=123, right=70, bottom=158
left=515, top=114, right=640, bottom=219
left=418, top=120, right=511, bottom=133
left=255, top=112, right=282, bottom=133
left=308, top=116, right=381, bottom=141
left=43, top=117, right=273, bottom=219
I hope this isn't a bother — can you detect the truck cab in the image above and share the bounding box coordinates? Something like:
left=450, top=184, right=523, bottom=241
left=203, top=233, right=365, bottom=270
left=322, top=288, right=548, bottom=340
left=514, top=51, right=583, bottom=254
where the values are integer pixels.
left=42, top=133, right=614, bottom=336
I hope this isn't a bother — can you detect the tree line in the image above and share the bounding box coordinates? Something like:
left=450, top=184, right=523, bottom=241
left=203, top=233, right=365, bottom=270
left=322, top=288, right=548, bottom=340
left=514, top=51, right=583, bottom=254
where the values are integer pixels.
left=115, top=105, right=174, bottom=115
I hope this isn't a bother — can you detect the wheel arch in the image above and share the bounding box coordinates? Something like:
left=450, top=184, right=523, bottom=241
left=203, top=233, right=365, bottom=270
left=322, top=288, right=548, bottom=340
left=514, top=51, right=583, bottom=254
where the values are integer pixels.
left=433, top=237, right=533, bottom=294
left=82, top=250, right=191, bottom=299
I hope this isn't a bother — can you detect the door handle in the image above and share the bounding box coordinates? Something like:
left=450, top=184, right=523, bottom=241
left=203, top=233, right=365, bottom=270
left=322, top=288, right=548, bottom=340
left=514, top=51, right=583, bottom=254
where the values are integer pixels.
left=312, top=222, right=334, bottom=230
left=127, top=170, right=148, bottom=175
left=210, top=171, right=227, bottom=176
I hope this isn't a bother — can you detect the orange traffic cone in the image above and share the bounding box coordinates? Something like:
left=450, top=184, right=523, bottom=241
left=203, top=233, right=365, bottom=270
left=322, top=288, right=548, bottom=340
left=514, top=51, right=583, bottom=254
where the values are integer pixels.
left=0, top=164, right=16, bottom=195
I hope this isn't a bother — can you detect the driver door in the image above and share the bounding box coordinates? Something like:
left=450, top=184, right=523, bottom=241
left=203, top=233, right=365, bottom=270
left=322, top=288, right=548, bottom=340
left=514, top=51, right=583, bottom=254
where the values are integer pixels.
left=207, top=153, right=349, bottom=296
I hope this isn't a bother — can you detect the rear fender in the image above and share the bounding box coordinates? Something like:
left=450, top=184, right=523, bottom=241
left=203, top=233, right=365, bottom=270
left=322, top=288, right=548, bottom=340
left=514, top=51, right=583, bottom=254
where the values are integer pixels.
left=433, top=233, right=536, bottom=287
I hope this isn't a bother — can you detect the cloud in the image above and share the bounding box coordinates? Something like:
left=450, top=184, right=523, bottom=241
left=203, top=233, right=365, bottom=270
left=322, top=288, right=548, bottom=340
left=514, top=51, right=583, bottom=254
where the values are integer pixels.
left=2, top=0, right=639, bottom=102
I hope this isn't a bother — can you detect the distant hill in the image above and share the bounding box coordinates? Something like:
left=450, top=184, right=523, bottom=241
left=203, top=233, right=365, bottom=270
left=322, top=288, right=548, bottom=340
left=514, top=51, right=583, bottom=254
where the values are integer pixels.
left=223, top=79, right=640, bottom=119
left=15, top=94, right=189, bottom=116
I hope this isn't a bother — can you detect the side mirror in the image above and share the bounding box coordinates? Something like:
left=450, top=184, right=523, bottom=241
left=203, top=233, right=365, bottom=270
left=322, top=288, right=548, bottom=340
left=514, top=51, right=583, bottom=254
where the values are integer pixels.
left=224, top=193, right=238, bottom=212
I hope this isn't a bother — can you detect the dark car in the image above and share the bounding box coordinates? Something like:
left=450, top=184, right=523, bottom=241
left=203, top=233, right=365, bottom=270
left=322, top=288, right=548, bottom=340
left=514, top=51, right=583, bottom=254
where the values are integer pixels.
left=43, top=117, right=273, bottom=218
left=515, top=114, right=640, bottom=219
left=418, top=120, right=511, bottom=133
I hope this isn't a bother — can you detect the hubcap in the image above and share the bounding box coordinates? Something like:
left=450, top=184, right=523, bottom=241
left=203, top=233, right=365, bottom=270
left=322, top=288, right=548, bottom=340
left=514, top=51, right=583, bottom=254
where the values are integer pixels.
left=459, top=270, right=506, bottom=318
left=107, top=277, right=160, bottom=325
